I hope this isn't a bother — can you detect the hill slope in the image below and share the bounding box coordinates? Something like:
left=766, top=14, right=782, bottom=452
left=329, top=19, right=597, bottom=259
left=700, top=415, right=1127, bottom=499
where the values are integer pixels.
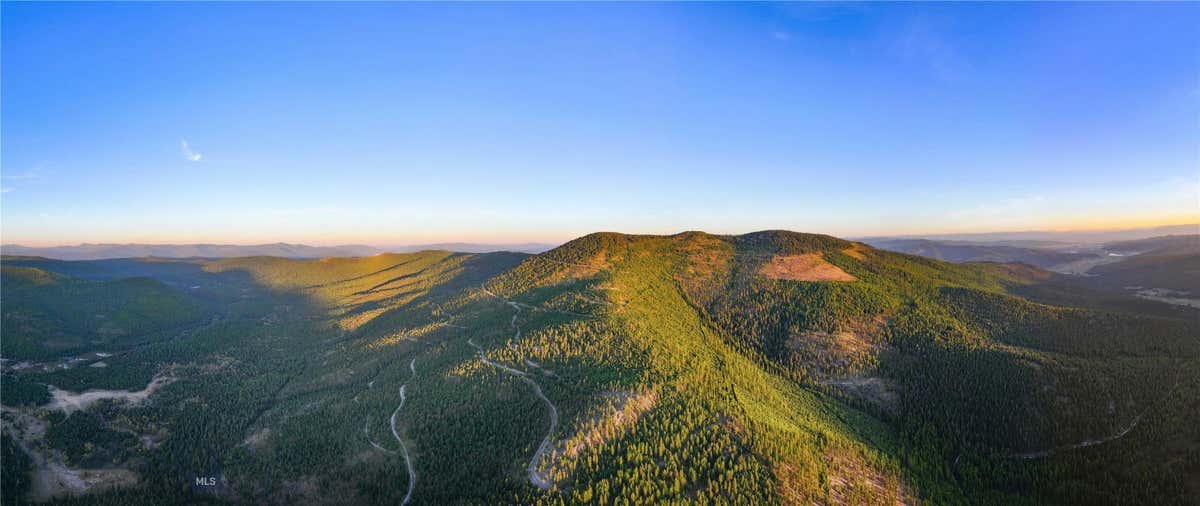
left=485, top=231, right=1197, bottom=503
left=1, top=231, right=1196, bottom=505
left=1, top=265, right=209, bottom=360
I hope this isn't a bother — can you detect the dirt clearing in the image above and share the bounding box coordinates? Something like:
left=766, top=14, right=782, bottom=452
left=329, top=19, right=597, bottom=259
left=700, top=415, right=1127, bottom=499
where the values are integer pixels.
left=760, top=254, right=856, bottom=282
left=46, top=374, right=175, bottom=413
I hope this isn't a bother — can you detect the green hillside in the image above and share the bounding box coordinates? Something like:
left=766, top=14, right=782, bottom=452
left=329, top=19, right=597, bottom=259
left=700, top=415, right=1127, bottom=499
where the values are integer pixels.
left=483, top=231, right=1198, bottom=503
left=1, top=265, right=209, bottom=360
left=0, top=233, right=1195, bottom=505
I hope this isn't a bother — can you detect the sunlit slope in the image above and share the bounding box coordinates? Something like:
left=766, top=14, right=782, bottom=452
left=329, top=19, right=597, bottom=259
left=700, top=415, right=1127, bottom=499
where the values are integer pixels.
left=467, top=232, right=914, bottom=504
left=481, top=231, right=1198, bottom=504
left=206, top=251, right=526, bottom=332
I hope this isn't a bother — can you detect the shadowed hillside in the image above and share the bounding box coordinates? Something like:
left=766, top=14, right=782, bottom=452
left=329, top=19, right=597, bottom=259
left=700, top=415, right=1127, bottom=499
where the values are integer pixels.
left=1091, top=235, right=1200, bottom=294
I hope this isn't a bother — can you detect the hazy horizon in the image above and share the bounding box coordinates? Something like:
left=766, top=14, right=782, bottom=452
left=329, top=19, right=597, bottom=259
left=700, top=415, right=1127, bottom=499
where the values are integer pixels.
left=3, top=222, right=1196, bottom=250
left=3, top=2, right=1197, bottom=245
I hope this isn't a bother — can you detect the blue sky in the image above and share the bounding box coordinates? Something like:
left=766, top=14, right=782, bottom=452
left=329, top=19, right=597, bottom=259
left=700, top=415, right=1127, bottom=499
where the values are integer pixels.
left=2, top=2, right=1197, bottom=246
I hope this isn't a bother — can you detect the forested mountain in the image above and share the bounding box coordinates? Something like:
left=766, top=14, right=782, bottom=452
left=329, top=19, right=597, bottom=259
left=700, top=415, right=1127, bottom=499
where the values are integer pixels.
left=1, top=231, right=1196, bottom=505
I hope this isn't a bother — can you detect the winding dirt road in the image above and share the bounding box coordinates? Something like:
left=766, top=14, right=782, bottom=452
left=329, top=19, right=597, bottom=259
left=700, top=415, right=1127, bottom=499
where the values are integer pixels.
left=363, top=415, right=396, bottom=455
left=470, top=289, right=562, bottom=490
left=390, top=357, right=418, bottom=505
left=1015, top=416, right=1143, bottom=459
left=1014, top=374, right=1185, bottom=460
left=468, top=338, right=559, bottom=490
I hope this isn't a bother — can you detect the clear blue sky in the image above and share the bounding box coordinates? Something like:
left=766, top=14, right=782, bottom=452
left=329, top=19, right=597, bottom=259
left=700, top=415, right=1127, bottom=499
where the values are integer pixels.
left=2, top=2, right=1197, bottom=246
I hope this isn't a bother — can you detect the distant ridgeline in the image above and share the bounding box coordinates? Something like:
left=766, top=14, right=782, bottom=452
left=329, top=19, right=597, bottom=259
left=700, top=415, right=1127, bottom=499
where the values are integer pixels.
left=0, top=243, right=384, bottom=260
left=1, top=231, right=1196, bottom=504
left=0, top=241, right=556, bottom=261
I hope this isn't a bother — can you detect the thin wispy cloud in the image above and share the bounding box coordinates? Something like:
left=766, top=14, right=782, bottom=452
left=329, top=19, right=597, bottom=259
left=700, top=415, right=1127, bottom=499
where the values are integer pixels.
left=1, top=170, right=40, bottom=181
left=180, top=139, right=203, bottom=162
left=1, top=168, right=43, bottom=193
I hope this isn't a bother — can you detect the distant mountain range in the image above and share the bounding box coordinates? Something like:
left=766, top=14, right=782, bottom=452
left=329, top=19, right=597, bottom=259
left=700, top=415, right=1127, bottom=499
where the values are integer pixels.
left=858, top=238, right=1096, bottom=270
left=860, top=224, right=1199, bottom=275
left=858, top=223, right=1197, bottom=244
left=1102, top=234, right=1200, bottom=255
left=0, top=243, right=383, bottom=260
left=7, top=225, right=1194, bottom=261
left=385, top=242, right=556, bottom=254
left=0, top=241, right=557, bottom=260
left=863, top=232, right=1200, bottom=304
